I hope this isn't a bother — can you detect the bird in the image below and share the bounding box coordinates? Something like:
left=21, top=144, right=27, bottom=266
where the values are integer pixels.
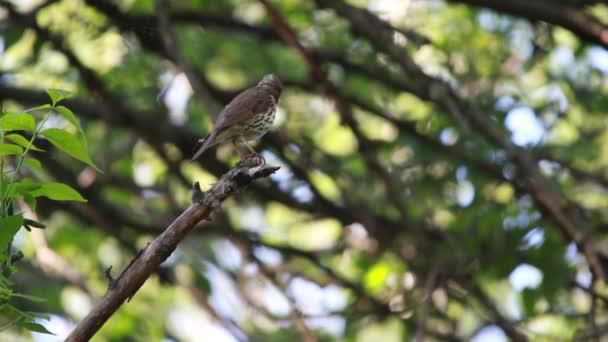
left=191, top=74, right=283, bottom=162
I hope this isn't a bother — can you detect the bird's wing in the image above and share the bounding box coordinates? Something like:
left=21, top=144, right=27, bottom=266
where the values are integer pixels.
left=214, top=87, right=274, bottom=131
left=191, top=86, right=275, bottom=161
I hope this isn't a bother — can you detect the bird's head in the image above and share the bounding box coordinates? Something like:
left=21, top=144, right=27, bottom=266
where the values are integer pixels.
left=258, top=74, right=282, bottom=99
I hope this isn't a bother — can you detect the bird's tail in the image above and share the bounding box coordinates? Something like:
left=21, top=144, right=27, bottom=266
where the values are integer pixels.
left=191, top=130, right=218, bottom=161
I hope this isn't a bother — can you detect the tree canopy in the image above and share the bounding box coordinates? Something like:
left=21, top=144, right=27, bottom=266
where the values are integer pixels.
left=2, top=0, right=608, bottom=341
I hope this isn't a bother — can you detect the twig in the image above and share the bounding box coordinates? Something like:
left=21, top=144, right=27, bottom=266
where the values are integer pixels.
left=103, top=266, right=114, bottom=286
left=243, top=244, right=319, bottom=342
left=467, top=282, right=528, bottom=342
left=415, top=265, right=440, bottom=342
left=187, top=284, right=248, bottom=342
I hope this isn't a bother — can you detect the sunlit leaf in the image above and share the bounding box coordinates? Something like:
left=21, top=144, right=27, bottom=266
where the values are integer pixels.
left=40, top=128, right=99, bottom=171
left=46, top=89, right=71, bottom=106
left=18, top=322, right=53, bottom=334
left=54, top=106, right=83, bottom=133
left=23, top=158, right=42, bottom=170
left=5, top=134, right=43, bottom=151
left=0, top=143, right=23, bottom=156
left=13, top=179, right=41, bottom=197
left=30, top=182, right=87, bottom=202
left=0, top=113, right=35, bottom=131
left=25, top=104, right=52, bottom=112
left=0, top=215, right=23, bottom=251
left=364, top=261, right=391, bottom=293
left=288, top=219, right=342, bottom=250
left=309, top=170, right=341, bottom=201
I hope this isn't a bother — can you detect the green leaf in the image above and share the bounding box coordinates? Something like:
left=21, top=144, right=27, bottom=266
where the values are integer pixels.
left=23, top=218, right=45, bottom=229
left=0, top=113, right=35, bottom=131
left=14, top=179, right=41, bottom=197
left=46, top=89, right=71, bottom=106
left=23, top=193, right=36, bottom=212
left=11, top=293, right=46, bottom=303
left=25, top=104, right=52, bottom=112
left=24, top=158, right=42, bottom=170
left=0, top=143, right=23, bottom=156
left=30, top=182, right=87, bottom=202
left=0, top=177, right=14, bottom=200
left=5, top=134, right=43, bottom=152
left=0, top=305, right=21, bottom=330
left=0, top=215, right=23, bottom=250
left=40, top=128, right=99, bottom=171
left=18, top=322, right=53, bottom=334
left=1, top=272, right=11, bottom=285
left=29, top=312, right=50, bottom=320
left=53, top=106, right=82, bottom=133
left=1, top=179, right=40, bottom=201
left=0, top=303, right=33, bottom=321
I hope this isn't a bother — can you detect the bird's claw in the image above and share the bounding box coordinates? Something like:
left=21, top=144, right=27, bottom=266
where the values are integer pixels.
left=237, top=154, right=265, bottom=167
left=250, top=153, right=266, bottom=166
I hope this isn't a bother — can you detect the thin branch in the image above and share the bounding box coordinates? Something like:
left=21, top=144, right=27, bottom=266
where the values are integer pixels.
left=244, top=243, right=319, bottom=342
left=186, top=284, right=248, bottom=342
left=468, top=282, right=528, bottom=342
left=415, top=265, right=440, bottom=342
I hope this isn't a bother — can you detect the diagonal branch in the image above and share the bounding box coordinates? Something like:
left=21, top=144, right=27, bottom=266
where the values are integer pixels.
left=258, top=0, right=326, bottom=84
left=449, top=0, right=608, bottom=49
left=65, top=160, right=279, bottom=342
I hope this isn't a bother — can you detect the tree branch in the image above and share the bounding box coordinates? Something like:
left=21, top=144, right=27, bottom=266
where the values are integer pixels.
left=65, top=159, right=279, bottom=342
left=450, top=0, right=608, bottom=49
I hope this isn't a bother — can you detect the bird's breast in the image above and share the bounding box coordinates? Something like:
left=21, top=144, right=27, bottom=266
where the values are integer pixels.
left=241, top=106, right=276, bottom=140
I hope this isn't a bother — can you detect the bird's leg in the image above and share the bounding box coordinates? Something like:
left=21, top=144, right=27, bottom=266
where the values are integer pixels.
left=240, top=137, right=258, bottom=156
left=240, top=137, right=265, bottom=165
left=232, top=141, right=246, bottom=160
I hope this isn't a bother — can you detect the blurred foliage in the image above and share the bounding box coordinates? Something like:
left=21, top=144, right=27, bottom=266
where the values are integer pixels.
left=1, top=0, right=608, bottom=341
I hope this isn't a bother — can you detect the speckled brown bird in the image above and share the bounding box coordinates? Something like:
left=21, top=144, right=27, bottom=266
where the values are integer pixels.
left=191, top=74, right=283, bottom=161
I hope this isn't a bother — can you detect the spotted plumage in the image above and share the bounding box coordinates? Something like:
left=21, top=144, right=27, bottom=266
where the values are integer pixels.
left=191, top=74, right=282, bottom=161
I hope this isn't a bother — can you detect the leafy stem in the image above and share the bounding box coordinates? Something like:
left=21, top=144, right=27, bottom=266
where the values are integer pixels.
left=0, top=148, right=4, bottom=217
left=1, top=109, right=53, bottom=213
